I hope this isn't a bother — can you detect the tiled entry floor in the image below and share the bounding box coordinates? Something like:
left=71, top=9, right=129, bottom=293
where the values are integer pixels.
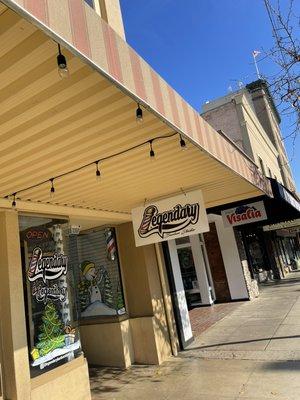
left=189, top=302, right=243, bottom=336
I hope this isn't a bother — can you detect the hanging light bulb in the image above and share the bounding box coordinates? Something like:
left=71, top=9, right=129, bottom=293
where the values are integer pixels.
left=136, top=104, right=143, bottom=123
left=57, top=44, right=69, bottom=79
left=50, top=178, right=55, bottom=199
left=95, top=161, right=101, bottom=182
left=12, top=193, right=16, bottom=208
left=149, top=140, right=155, bottom=160
left=179, top=134, right=187, bottom=150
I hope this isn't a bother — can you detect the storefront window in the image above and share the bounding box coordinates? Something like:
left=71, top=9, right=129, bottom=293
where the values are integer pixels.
left=19, top=216, right=82, bottom=377
left=20, top=216, right=126, bottom=376
left=70, top=228, right=126, bottom=319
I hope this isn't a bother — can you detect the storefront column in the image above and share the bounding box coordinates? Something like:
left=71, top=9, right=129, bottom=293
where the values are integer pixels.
left=117, top=223, right=173, bottom=365
left=0, top=210, right=31, bottom=400
left=207, top=215, right=249, bottom=300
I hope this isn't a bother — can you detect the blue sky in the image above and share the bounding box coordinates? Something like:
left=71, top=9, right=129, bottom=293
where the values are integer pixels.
left=120, top=0, right=299, bottom=190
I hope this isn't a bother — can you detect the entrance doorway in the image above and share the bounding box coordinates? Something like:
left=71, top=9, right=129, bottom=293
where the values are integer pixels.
left=172, top=235, right=215, bottom=308
left=165, top=235, right=215, bottom=348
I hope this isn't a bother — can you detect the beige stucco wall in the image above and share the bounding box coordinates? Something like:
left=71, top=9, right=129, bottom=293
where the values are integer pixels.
left=238, top=94, right=282, bottom=181
left=96, top=0, right=126, bottom=40
left=250, top=86, right=295, bottom=191
left=80, top=319, right=133, bottom=367
left=143, top=244, right=173, bottom=363
left=203, top=101, right=244, bottom=150
left=31, top=357, right=91, bottom=400
left=117, top=222, right=172, bottom=365
left=0, top=210, right=30, bottom=399
left=203, top=93, right=283, bottom=183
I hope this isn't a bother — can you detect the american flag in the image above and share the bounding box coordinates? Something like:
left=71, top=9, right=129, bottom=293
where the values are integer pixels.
left=252, top=50, right=261, bottom=58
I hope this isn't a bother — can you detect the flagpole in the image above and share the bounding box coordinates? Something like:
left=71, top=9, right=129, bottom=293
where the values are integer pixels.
left=252, top=52, right=261, bottom=79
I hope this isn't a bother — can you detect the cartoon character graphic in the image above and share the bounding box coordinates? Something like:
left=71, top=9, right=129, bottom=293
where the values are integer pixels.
left=78, top=261, right=117, bottom=317
left=83, top=262, right=102, bottom=302
left=80, top=261, right=103, bottom=304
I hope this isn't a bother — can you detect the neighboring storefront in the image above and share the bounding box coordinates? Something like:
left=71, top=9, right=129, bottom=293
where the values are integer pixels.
left=208, top=179, right=300, bottom=286
left=264, top=219, right=300, bottom=266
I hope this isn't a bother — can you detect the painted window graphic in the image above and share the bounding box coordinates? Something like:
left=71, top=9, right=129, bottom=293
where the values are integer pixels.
left=19, top=216, right=81, bottom=378
left=20, top=218, right=126, bottom=377
left=69, top=227, right=125, bottom=319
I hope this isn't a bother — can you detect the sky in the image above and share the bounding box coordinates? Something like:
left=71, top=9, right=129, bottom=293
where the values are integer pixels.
left=120, top=0, right=299, bottom=190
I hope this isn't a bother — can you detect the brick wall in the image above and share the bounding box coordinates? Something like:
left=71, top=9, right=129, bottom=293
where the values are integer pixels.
left=203, top=223, right=231, bottom=302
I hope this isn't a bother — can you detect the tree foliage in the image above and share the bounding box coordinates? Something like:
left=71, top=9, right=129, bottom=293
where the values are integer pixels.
left=264, top=0, right=300, bottom=143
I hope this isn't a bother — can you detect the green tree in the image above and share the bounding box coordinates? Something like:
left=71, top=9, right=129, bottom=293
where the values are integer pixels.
left=78, top=280, right=90, bottom=311
left=102, top=268, right=114, bottom=308
left=36, top=302, right=65, bottom=356
left=264, top=0, right=300, bottom=145
left=115, top=282, right=125, bottom=311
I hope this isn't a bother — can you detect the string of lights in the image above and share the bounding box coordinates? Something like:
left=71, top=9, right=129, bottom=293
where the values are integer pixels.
left=5, top=44, right=188, bottom=208
left=6, top=131, right=187, bottom=208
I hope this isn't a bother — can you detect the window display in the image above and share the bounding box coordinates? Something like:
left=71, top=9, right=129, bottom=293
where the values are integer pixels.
left=19, top=216, right=81, bottom=377
left=20, top=216, right=126, bottom=376
left=74, top=228, right=126, bottom=318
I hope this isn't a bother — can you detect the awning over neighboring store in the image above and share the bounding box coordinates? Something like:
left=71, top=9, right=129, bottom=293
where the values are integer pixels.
left=270, top=179, right=300, bottom=214
left=263, top=219, right=300, bottom=232
left=207, top=178, right=300, bottom=228
left=0, top=0, right=271, bottom=229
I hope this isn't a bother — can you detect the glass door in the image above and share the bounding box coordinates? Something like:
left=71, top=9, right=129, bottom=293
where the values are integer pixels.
left=176, top=238, right=201, bottom=307
left=175, top=235, right=214, bottom=308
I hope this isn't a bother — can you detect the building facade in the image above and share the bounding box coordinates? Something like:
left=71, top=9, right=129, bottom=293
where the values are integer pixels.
left=202, top=80, right=300, bottom=284
left=0, top=0, right=275, bottom=399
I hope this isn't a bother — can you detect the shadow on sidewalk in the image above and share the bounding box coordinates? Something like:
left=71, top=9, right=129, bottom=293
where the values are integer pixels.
left=89, top=364, right=165, bottom=397
left=259, top=360, right=300, bottom=371
left=187, top=334, right=300, bottom=351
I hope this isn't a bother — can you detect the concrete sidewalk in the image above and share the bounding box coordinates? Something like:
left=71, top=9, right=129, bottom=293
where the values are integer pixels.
left=90, top=272, right=300, bottom=400
left=189, top=271, right=300, bottom=360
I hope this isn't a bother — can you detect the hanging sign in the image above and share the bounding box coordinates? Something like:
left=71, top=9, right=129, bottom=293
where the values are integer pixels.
left=222, top=200, right=267, bottom=227
left=131, top=189, right=209, bottom=246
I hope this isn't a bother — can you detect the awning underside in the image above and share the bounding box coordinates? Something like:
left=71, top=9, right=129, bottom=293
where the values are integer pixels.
left=0, top=5, right=264, bottom=218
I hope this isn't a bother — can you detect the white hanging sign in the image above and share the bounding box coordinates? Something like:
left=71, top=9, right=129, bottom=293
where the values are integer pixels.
left=131, top=189, right=209, bottom=247
left=222, top=200, right=267, bottom=227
